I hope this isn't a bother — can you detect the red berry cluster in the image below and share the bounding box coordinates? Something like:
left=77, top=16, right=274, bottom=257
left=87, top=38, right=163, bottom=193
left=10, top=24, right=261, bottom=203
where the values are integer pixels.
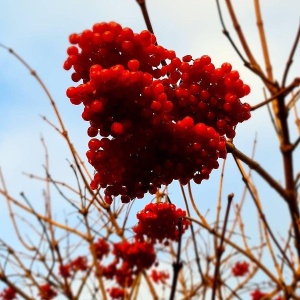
left=104, top=240, right=156, bottom=287
left=133, top=202, right=190, bottom=243
left=59, top=256, right=88, bottom=278
left=93, top=238, right=156, bottom=298
left=0, top=287, right=16, bottom=300
left=38, top=284, right=57, bottom=300
left=54, top=237, right=154, bottom=300
left=92, top=237, right=110, bottom=260
left=250, top=290, right=283, bottom=300
left=250, top=289, right=267, bottom=300
left=64, top=22, right=251, bottom=202
left=107, top=287, right=128, bottom=300
left=150, top=269, right=170, bottom=285
left=231, top=261, right=249, bottom=277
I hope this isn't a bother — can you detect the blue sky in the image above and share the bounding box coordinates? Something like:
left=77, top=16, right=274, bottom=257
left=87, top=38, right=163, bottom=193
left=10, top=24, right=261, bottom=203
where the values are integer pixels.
left=1, top=0, right=298, bottom=193
left=0, top=0, right=300, bottom=296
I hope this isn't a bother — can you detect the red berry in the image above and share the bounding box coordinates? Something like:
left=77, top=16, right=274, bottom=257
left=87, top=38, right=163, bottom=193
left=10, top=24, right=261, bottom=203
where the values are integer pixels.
left=91, top=100, right=104, bottom=113
left=182, top=55, right=192, bottom=62
left=127, top=59, right=140, bottom=71
left=122, top=40, right=134, bottom=52
left=67, top=46, right=78, bottom=55
left=88, top=138, right=101, bottom=151
left=102, top=31, right=114, bottom=43
left=87, top=126, right=98, bottom=137
left=69, top=33, right=79, bottom=44
left=111, top=122, right=124, bottom=135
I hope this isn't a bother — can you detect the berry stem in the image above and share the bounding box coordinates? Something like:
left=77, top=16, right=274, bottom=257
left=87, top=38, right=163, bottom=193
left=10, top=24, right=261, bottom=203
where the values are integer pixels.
left=226, top=141, right=287, bottom=200
left=185, top=216, right=279, bottom=285
left=254, top=0, right=274, bottom=82
left=281, top=22, right=300, bottom=87
left=136, top=0, right=155, bottom=35
left=169, top=218, right=183, bottom=300
left=215, top=0, right=275, bottom=88
left=251, top=78, right=300, bottom=111
left=211, top=193, right=233, bottom=300
left=183, top=184, right=205, bottom=280
left=0, top=43, right=96, bottom=201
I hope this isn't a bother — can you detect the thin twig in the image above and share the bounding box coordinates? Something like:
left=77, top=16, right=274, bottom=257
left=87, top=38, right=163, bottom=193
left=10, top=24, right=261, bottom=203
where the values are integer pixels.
left=226, top=141, right=287, bottom=200
left=184, top=184, right=205, bottom=280
left=251, top=78, right=300, bottom=111
left=0, top=43, right=94, bottom=197
left=233, top=157, right=294, bottom=271
left=216, top=0, right=275, bottom=88
left=169, top=218, right=183, bottom=300
left=211, top=193, right=233, bottom=300
left=282, top=22, right=300, bottom=87
left=185, top=216, right=279, bottom=285
left=135, top=0, right=155, bottom=34
left=254, top=0, right=273, bottom=81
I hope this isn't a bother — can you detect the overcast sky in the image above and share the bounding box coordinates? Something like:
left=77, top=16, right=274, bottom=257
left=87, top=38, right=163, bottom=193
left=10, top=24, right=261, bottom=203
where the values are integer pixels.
left=0, top=0, right=299, bottom=295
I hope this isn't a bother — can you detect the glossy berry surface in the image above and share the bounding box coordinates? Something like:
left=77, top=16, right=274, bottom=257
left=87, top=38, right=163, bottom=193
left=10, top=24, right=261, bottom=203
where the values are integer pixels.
left=64, top=22, right=251, bottom=202
left=133, top=202, right=190, bottom=243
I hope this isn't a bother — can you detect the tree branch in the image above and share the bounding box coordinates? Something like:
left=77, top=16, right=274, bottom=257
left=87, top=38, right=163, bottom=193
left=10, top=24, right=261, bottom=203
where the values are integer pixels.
left=226, top=141, right=288, bottom=200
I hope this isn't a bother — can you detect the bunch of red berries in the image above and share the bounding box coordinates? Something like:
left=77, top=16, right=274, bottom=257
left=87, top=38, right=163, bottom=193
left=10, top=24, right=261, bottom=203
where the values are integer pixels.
left=133, top=202, right=190, bottom=243
left=231, top=261, right=250, bottom=277
left=59, top=256, right=88, bottom=278
left=64, top=21, right=251, bottom=202
left=98, top=239, right=156, bottom=295
left=111, top=240, right=156, bottom=278
left=38, top=284, right=57, bottom=300
left=107, top=287, right=128, bottom=300
left=250, top=289, right=283, bottom=300
left=0, top=287, right=16, bottom=300
left=150, top=269, right=170, bottom=285
left=92, top=237, right=110, bottom=260
left=250, top=289, right=267, bottom=300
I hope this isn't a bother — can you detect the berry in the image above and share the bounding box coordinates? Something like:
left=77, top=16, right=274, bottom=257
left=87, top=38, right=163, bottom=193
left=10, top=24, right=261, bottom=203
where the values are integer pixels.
left=88, top=138, right=102, bottom=151
left=232, top=261, right=250, bottom=276
left=111, top=122, right=124, bottom=136
left=90, top=100, right=104, bottom=113
left=127, top=59, right=140, bottom=71
left=182, top=54, right=192, bottom=62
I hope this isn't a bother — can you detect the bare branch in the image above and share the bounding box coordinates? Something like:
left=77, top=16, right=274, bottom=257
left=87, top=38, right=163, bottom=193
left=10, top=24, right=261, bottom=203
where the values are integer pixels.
left=282, top=21, right=300, bottom=87
left=226, top=141, right=288, bottom=200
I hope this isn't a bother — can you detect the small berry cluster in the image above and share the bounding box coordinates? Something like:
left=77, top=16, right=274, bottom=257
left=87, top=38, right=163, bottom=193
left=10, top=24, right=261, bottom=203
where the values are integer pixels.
left=101, top=240, right=156, bottom=287
left=64, top=22, right=251, bottom=202
left=0, top=285, right=57, bottom=300
left=150, top=269, right=170, bottom=285
left=250, top=289, right=283, bottom=300
left=133, top=202, right=190, bottom=243
left=92, top=237, right=110, bottom=260
left=0, top=287, right=16, bottom=300
left=38, top=284, right=57, bottom=300
left=250, top=289, right=267, bottom=300
left=92, top=238, right=156, bottom=298
left=231, top=261, right=249, bottom=277
left=107, top=287, right=128, bottom=300
left=59, top=256, right=88, bottom=278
